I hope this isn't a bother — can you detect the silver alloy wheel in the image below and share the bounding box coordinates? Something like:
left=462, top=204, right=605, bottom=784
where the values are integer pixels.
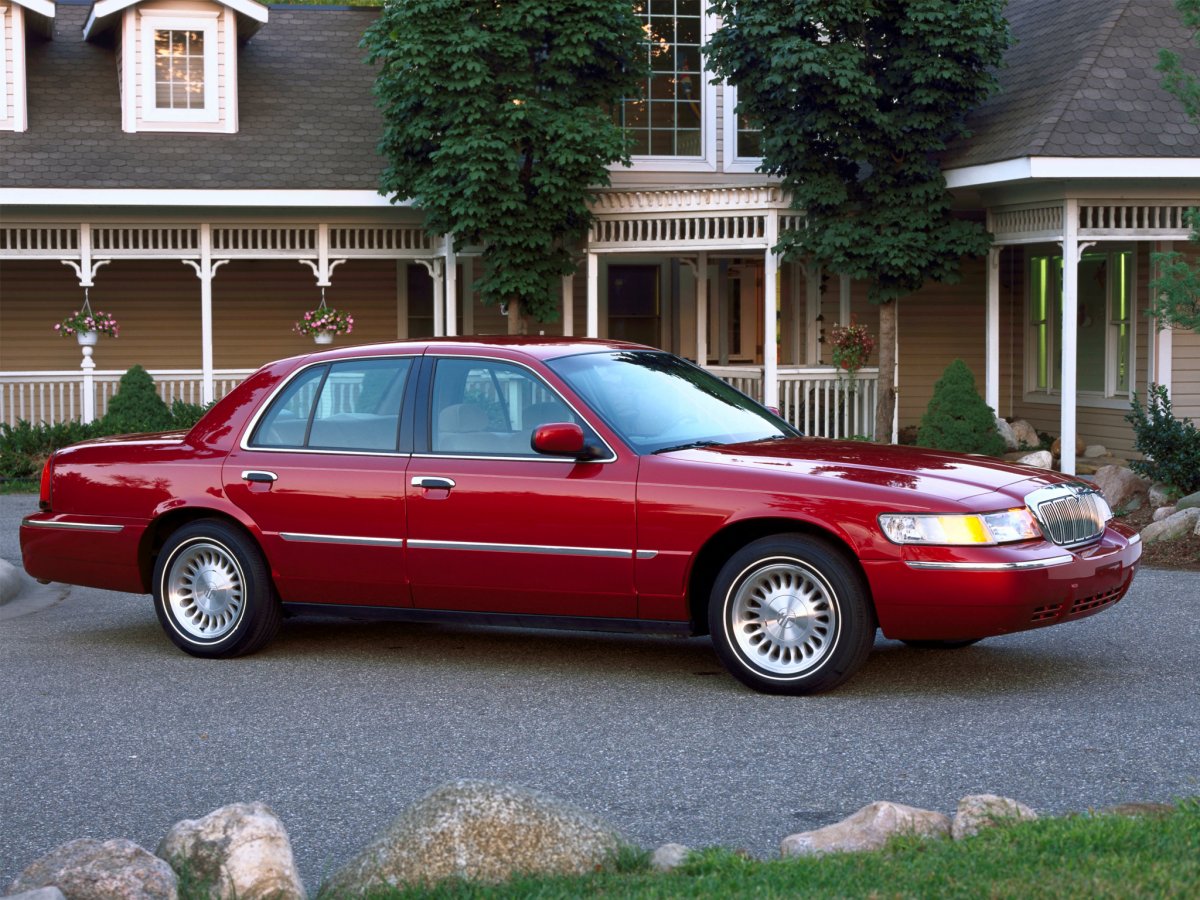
left=165, top=539, right=246, bottom=641
left=729, top=559, right=840, bottom=675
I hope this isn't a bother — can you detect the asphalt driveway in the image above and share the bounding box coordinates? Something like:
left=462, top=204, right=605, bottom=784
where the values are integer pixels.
left=1, top=493, right=1197, bottom=889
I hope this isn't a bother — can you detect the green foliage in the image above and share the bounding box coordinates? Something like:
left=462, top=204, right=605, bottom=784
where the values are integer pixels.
left=102, top=365, right=174, bottom=434
left=0, top=419, right=99, bottom=480
left=917, top=359, right=1005, bottom=455
left=362, top=1, right=645, bottom=322
left=1157, top=0, right=1200, bottom=123
left=350, top=801, right=1200, bottom=898
left=705, top=0, right=1009, bottom=304
left=1126, top=383, right=1200, bottom=494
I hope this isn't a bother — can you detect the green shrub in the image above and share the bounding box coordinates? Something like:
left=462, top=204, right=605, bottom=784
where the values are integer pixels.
left=1125, top=384, right=1200, bottom=494
left=101, top=365, right=174, bottom=434
left=917, top=359, right=1006, bottom=456
left=0, top=419, right=100, bottom=479
left=168, top=399, right=212, bottom=429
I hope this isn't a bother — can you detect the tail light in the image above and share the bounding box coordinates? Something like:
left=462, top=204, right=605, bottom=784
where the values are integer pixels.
left=38, top=455, right=54, bottom=511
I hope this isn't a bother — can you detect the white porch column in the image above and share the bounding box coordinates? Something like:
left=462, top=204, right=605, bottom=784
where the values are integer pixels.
left=444, top=237, right=458, bottom=337
left=561, top=273, right=574, bottom=336
left=586, top=251, right=599, bottom=337
left=1060, top=200, right=1081, bottom=476
left=763, top=211, right=780, bottom=410
left=183, top=225, right=229, bottom=406
left=985, top=246, right=1001, bottom=414
left=80, top=345, right=96, bottom=424
left=1152, top=241, right=1174, bottom=394
left=695, top=251, right=708, bottom=365
left=804, top=263, right=821, bottom=365
left=839, top=274, right=851, bottom=324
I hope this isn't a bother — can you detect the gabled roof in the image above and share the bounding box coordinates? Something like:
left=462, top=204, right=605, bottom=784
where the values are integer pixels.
left=944, top=0, right=1200, bottom=169
left=0, top=3, right=385, bottom=193
left=83, top=0, right=268, bottom=42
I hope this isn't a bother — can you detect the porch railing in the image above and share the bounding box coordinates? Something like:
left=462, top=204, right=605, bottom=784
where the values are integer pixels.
left=0, top=370, right=255, bottom=427
left=709, top=365, right=880, bottom=440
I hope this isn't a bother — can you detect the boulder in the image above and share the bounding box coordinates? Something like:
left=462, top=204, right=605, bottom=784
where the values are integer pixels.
left=1152, top=506, right=1178, bottom=523
left=995, top=417, right=1018, bottom=451
left=5, top=890, right=66, bottom=900
left=6, top=839, right=177, bottom=900
left=1093, top=465, right=1150, bottom=513
left=779, top=802, right=950, bottom=857
left=650, top=843, right=690, bottom=872
left=1083, top=445, right=1108, bottom=459
left=951, top=794, right=1037, bottom=840
left=156, top=802, right=304, bottom=900
left=324, top=781, right=624, bottom=893
left=1017, top=450, right=1053, bottom=469
left=1051, top=436, right=1086, bottom=458
left=1149, top=483, right=1176, bottom=508
left=1177, top=490, right=1200, bottom=511
left=1140, top=508, right=1200, bottom=545
left=1010, top=419, right=1039, bottom=449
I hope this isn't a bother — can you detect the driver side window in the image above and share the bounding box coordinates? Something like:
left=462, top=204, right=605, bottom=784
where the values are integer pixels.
left=430, top=359, right=580, bottom=457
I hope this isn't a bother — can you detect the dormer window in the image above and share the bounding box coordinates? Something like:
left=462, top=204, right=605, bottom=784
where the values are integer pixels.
left=142, top=15, right=218, bottom=122
left=1, top=0, right=56, bottom=133
left=83, top=0, right=266, bottom=134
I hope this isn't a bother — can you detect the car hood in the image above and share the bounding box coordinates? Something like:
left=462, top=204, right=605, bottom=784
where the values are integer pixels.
left=672, top=437, right=1068, bottom=503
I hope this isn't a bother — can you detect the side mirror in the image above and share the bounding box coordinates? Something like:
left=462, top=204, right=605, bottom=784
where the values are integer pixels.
left=531, top=422, right=587, bottom=458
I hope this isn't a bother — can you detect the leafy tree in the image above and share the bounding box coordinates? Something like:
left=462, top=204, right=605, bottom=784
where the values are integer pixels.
left=363, top=0, right=645, bottom=329
left=1150, top=0, right=1200, bottom=333
left=917, top=359, right=1005, bottom=456
left=705, top=0, right=1009, bottom=440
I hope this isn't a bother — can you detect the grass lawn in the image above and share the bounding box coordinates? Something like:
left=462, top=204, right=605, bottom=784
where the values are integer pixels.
left=333, top=801, right=1199, bottom=899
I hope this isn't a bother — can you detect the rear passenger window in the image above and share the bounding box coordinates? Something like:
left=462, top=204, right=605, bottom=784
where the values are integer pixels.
left=250, top=358, right=413, bottom=452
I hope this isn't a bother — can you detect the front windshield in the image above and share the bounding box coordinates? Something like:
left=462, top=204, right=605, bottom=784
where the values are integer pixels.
left=547, top=350, right=797, bottom=454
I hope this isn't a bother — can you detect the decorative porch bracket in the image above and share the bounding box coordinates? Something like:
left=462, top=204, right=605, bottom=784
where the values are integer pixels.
left=413, top=258, right=446, bottom=336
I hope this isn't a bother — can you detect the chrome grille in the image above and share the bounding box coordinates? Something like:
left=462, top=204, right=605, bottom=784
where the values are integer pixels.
left=1026, top=483, right=1108, bottom=547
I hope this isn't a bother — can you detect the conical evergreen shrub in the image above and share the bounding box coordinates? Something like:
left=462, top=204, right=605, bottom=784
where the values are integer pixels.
left=917, top=359, right=1005, bottom=456
left=102, top=365, right=173, bottom=434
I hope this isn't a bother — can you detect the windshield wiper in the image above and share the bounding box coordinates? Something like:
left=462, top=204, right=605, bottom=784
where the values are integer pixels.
left=651, top=440, right=723, bottom=455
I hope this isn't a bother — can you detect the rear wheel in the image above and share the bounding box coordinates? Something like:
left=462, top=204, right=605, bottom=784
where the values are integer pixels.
left=708, top=534, right=875, bottom=695
left=153, top=520, right=280, bottom=658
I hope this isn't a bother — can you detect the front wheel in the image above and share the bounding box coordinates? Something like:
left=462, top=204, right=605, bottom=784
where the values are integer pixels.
left=152, top=520, right=281, bottom=658
left=709, top=534, right=875, bottom=695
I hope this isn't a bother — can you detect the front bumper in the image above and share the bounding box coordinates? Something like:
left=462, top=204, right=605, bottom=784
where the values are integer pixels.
left=863, top=522, right=1142, bottom=641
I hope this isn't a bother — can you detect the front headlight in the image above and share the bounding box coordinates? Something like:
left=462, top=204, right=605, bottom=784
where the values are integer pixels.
left=879, top=508, right=1041, bottom=545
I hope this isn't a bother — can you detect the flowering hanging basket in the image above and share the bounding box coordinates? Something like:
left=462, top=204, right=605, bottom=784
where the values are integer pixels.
left=294, top=306, right=354, bottom=344
left=54, top=309, right=120, bottom=342
left=830, top=321, right=876, bottom=373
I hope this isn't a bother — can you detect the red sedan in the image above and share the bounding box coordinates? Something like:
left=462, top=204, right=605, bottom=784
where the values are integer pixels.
left=20, top=338, right=1141, bottom=694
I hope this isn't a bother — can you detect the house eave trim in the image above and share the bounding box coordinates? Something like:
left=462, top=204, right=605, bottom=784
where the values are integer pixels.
left=84, top=0, right=268, bottom=40
left=13, top=0, right=55, bottom=19
left=944, top=157, right=1200, bottom=189
left=0, top=189, right=409, bottom=209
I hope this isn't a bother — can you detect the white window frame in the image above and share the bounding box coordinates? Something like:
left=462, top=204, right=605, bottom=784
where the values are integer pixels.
left=721, top=84, right=765, bottom=174
left=140, top=12, right=220, bottom=124
left=1023, top=247, right=1138, bottom=410
left=614, top=8, right=718, bottom=173
left=0, top=6, right=10, bottom=124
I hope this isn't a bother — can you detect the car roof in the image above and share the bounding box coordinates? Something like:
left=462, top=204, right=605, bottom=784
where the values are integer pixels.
left=295, top=335, right=654, bottom=364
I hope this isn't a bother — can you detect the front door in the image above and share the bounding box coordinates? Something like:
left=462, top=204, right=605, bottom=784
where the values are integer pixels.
left=405, top=353, right=639, bottom=618
left=224, top=354, right=418, bottom=606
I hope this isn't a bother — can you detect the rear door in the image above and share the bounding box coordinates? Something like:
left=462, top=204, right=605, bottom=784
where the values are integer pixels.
left=223, top=354, right=418, bottom=606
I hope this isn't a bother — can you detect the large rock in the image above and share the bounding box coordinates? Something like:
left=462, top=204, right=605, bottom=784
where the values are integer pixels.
left=156, top=802, right=304, bottom=900
left=1149, top=483, right=1176, bottom=508
left=779, top=802, right=950, bottom=857
left=951, top=794, right=1038, bottom=840
left=324, top=781, right=624, bottom=893
left=1051, top=436, right=1086, bottom=458
left=1010, top=419, right=1039, bottom=449
left=6, top=890, right=66, bottom=900
left=6, top=839, right=177, bottom=900
left=1140, top=508, right=1200, bottom=545
left=1177, top=490, right=1200, bottom=511
left=995, top=417, right=1018, bottom=451
left=1093, top=465, right=1150, bottom=513
left=1017, top=450, right=1053, bottom=469
left=1153, top=506, right=1178, bottom=523
left=1084, top=445, right=1108, bottom=459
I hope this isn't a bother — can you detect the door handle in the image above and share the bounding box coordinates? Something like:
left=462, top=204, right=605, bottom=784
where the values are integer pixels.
left=241, top=470, right=278, bottom=483
left=411, top=476, right=456, bottom=490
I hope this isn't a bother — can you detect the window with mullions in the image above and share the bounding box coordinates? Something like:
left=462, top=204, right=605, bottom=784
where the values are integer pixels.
left=141, top=15, right=218, bottom=123
left=1027, top=250, right=1135, bottom=399
left=617, top=0, right=704, bottom=158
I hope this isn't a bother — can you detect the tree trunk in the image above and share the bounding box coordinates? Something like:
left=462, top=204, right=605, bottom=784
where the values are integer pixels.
left=874, top=298, right=897, bottom=442
left=506, top=297, right=527, bottom=335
